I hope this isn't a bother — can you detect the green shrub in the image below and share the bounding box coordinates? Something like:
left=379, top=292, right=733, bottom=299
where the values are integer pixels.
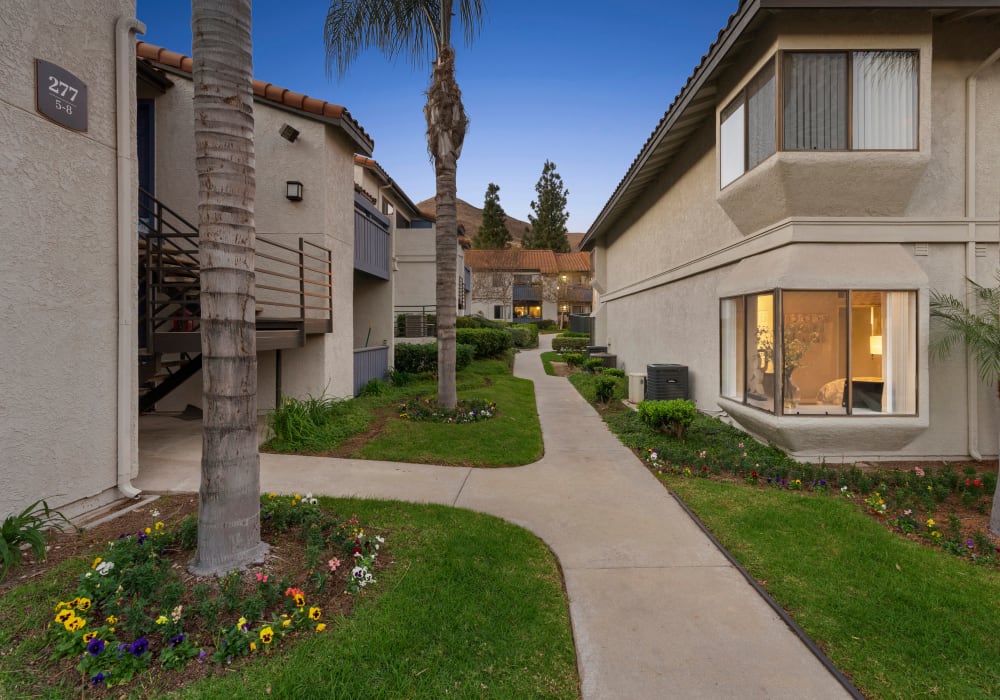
left=394, top=342, right=438, bottom=374
left=457, top=315, right=504, bottom=329
left=359, top=379, right=390, bottom=397
left=583, top=358, right=606, bottom=374
left=551, top=336, right=589, bottom=352
left=559, top=331, right=590, bottom=338
left=455, top=342, right=475, bottom=370
left=388, top=368, right=417, bottom=386
left=394, top=342, right=474, bottom=374
left=508, top=324, right=539, bottom=349
left=563, top=352, right=586, bottom=368
left=594, top=377, right=617, bottom=404
left=529, top=319, right=558, bottom=331
left=637, top=399, right=698, bottom=440
left=456, top=328, right=513, bottom=358
left=603, top=368, right=626, bottom=378
left=1, top=500, right=73, bottom=580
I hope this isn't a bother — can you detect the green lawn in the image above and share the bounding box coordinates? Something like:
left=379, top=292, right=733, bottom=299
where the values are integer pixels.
left=178, top=499, right=576, bottom=699
left=357, top=368, right=542, bottom=465
left=661, top=476, right=1000, bottom=699
left=558, top=376, right=1000, bottom=699
left=540, top=351, right=562, bottom=376
left=265, top=356, right=543, bottom=467
left=0, top=500, right=578, bottom=699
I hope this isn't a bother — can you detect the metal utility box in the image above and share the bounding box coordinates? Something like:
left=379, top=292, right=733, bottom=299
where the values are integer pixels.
left=628, top=373, right=646, bottom=403
left=645, top=364, right=689, bottom=400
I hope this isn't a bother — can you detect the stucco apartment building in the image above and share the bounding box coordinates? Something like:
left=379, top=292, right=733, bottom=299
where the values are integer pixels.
left=0, top=0, right=397, bottom=519
left=353, top=156, right=471, bottom=337
left=583, top=0, right=1000, bottom=462
left=466, top=249, right=592, bottom=326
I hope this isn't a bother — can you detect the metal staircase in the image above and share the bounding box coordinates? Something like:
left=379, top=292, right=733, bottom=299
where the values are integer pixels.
left=137, top=190, right=334, bottom=413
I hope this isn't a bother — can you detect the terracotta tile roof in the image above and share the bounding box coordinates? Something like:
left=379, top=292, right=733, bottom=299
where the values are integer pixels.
left=465, top=249, right=590, bottom=274
left=555, top=252, right=591, bottom=272
left=136, top=41, right=373, bottom=154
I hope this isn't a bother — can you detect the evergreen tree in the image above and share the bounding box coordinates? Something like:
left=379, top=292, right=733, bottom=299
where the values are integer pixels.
left=473, top=182, right=511, bottom=249
left=524, top=160, right=570, bottom=252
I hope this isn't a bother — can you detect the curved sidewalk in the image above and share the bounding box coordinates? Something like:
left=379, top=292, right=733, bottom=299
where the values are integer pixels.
left=136, top=341, right=850, bottom=699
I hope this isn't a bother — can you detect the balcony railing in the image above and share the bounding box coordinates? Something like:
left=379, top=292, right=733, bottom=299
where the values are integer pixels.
left=139, top=191, right=333, bottom=354
left=395, top=306, right=436, bottom=338
left=561, top=284, right=593, bottom=304
left=354, top=345, right=389, bottom=395
left=354, top=193, right=390, bottom=280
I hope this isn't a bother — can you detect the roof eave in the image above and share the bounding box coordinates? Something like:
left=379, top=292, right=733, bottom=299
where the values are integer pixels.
left=581, top=0, right=764, bottom=250
left=581, top=0, right=1000, bottom=251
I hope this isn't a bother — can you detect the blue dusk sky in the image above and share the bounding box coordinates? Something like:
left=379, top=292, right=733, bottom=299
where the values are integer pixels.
left=136, top=1, right=738, bottom=232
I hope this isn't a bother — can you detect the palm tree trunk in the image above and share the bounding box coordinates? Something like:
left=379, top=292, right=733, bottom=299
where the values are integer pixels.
left=426, top=42, right=466, bottom=410
left=434, top=154, right=459, bottom=409
left=190, top=0, right=267, bottom=576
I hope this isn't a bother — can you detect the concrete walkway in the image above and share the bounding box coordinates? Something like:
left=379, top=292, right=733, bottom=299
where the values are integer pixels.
left=136, top=339, right=850, bottom=699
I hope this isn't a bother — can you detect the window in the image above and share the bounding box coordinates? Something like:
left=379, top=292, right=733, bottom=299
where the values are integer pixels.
left=720, top=50, right=918, bottom=186
left=513, top=304, right=542, bottom=320
left=720, top=289, right=916, bottom=415
left=783, top=50, right=917, bottom=151
left=720, top=61, right=776, bottom=187
left=493, top=305, right=502, bottom=320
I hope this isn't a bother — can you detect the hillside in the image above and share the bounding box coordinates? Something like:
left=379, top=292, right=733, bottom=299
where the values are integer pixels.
left=416, top=197, right=584, bottom=251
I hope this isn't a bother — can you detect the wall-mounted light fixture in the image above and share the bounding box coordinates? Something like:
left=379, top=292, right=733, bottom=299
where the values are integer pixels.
left=286, top=180, right=303, bottom=202
left=279, top=123, right=299, bottom=142
left=869, top=335, right=883, bottom=357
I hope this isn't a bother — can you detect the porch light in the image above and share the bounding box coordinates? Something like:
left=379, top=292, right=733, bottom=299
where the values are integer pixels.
left=286, top=181, right=303, bottom=202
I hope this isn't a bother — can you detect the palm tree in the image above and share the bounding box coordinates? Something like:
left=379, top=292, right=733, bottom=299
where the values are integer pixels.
left=930, top=277, right=1000, bottom=536
left=189, top=0, right=268, bottom=575
left=325, top=0, right=484, bottom=409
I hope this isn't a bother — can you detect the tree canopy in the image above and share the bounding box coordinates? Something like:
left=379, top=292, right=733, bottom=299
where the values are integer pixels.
left=473, top=182, right=511, bottom=249
left=523, top=160, right=570, bottom=252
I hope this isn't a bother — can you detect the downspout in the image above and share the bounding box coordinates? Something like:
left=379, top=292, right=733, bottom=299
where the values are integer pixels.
left=964, top=47, right=1000, bottom=461
left=116, top=15, right=146, bottom=499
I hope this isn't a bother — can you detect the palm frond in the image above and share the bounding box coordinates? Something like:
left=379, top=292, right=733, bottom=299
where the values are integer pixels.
left=324, top=0, right=484, bottom=76
left=929, top=275, right=1000, bottom=385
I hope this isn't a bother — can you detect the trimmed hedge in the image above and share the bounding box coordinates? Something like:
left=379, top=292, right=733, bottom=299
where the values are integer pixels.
left=394, top=342, right=474, bottom=374
left=456, top=315, right=506, bottom=329
left=456, top=328, right=513, bottom=358
left=551, top=336, right=589, bottom=352
left=508, top=324, right=539, bottom=349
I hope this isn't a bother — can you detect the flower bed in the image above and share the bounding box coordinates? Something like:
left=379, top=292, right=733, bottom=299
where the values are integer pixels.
left=38, top=494, right=387, bottom=691
left=398, top=398, right=497, bottom=424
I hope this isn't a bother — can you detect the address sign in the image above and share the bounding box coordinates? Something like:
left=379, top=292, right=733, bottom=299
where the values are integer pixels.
left=35, top=59, right=88, bottom=132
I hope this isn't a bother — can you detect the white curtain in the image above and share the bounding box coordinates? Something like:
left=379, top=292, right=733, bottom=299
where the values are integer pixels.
left=882, top=291, right=916, bottom=413
left=720, top=100, right=745, bottom=187
left=721, top=298, right=741, bottom=399
left=853, top=51, right=918, bottom=150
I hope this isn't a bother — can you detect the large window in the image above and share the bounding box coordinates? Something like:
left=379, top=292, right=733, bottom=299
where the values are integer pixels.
left=783, top=50, right=917, bottom=151
left=720, top=290, right=916, bottom=415
left=721, top=50, right=918, bottom=187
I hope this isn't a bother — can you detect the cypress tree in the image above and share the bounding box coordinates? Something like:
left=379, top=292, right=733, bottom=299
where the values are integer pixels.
left=473, top=182, right=511, bottom=248
left=524, top=160, right=570, bottom=252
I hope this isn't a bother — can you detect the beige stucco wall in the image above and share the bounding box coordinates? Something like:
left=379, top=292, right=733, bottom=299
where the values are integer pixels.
left=150, top=70, right=358, bottom=408
left=395, top=228, right=437, bottom=308
left=0, top=0, right=137, bottom=517
left=593, top=12, right=1000, bottom=460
